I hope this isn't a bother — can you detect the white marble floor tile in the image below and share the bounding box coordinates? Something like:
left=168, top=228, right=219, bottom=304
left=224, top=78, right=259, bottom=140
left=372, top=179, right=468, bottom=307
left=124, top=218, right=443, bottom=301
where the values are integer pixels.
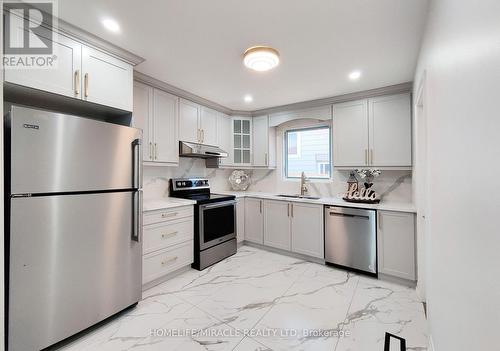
left=56, top=246, right=428, bottom=351
left=59, top=292, right=192, bottom=350
left=252, top=264, right=358, bottom=351
left=130, top=306, right=243, bottom=351
left=334, top=276, right=428, bottom=351
left=233, top=337, right=273, bottom=351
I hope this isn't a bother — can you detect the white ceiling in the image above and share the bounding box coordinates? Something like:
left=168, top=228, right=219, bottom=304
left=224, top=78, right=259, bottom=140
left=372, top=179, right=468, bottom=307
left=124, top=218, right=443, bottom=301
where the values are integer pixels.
left=58, top=0, right=429, bottom=111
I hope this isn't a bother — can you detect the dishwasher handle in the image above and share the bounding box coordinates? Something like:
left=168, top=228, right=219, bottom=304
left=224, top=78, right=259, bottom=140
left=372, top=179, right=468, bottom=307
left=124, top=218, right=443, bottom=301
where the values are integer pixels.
left=328, top=212, right=370, bottom=220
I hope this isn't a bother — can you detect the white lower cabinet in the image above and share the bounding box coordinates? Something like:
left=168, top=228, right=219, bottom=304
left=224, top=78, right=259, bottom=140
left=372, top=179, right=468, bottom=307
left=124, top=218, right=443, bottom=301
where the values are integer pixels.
left=291, top=203, right=324, bottom=258
left=142, top=242, right=193, bottom=284
left=261, top=200, right=323, bottom=259
left=142, top=205, right=194, bottom=286
left=143, top=218, right=193, bottom=255
left=244, top=198, right=264, bottom=244
left=264, top=200, right=291, bottom=250
left=377, top=210, right=416, bottom=280
left=236, top=198, right=245, bottom=243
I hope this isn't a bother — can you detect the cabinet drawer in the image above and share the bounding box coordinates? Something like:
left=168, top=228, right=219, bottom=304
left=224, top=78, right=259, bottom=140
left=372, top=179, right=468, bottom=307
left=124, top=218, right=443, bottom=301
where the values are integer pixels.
left=143, top=218, right=193, bottom=254
left=143, top=206, right=193, bottom=225
left=142, top=241, right=193, bottom=284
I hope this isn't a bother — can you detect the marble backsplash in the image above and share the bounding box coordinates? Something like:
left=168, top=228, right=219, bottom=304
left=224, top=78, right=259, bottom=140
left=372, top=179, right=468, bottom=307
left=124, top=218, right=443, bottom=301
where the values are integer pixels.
left=144, top=158, right=413, bottom=203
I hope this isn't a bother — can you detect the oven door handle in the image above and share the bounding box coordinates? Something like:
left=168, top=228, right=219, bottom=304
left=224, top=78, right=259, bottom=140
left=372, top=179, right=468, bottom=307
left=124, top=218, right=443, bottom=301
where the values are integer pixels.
left=201, top=200, right=236, bottom=210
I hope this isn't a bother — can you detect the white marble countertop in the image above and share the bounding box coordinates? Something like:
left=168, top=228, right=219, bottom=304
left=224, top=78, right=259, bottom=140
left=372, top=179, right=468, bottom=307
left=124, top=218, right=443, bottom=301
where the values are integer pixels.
left=214, top=190, right=416, bottom=213
left=143, top=197, right=196, bottom=212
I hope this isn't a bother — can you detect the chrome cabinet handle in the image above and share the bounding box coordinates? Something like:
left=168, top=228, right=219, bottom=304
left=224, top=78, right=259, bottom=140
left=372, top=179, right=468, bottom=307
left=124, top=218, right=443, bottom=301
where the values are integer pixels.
left=161, top=212, right=178, bottom=218
left=154, top=143, right=158, bottom=160
left=291, top=203, right=294, bottom=218
left=265, top=153, right=268, bottom=166
left=84, top=73, right=89, bottom=98
left=161, top=231, right=178, bottom=239
left=378, top=211, right=382, bottom=229
left=74, top=70, right=80, bottom=96
left=287, top=203, right=290, bottom=217
left=149, top=142, right=153, bottom=160
left=201, top=129, right=205, bottom=143
left=259, top=200, right=262, bottom=213
left=161, top=256, right=178, bottom=266
left=370, top=149, right=373, bottom=165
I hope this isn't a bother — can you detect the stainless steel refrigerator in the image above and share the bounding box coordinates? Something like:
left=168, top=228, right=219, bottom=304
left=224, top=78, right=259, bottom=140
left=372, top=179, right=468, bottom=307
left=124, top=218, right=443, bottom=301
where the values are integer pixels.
left=5, top=105, right=143, bottom=351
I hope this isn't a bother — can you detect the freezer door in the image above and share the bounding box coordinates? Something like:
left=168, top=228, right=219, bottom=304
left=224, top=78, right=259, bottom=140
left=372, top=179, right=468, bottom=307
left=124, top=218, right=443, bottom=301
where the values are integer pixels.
left=8, top=105, right=142, bottom=194
left=8, top=192, right=142, bottom=351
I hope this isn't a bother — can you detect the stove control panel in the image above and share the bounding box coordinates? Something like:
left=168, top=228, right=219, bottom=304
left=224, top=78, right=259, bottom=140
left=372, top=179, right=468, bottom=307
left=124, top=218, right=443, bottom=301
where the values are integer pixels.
left=171, top=178, right=209, bottom=191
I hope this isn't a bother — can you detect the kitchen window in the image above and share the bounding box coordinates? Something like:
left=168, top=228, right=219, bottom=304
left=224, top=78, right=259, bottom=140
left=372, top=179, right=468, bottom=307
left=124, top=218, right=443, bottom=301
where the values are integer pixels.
left=284, top=126, right=331, bottom=179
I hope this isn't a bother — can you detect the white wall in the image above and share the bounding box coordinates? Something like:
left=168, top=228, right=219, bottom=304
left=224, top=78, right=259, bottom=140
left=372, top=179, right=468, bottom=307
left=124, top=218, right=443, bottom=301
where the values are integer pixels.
left=413, top=0, right=500, bottom=350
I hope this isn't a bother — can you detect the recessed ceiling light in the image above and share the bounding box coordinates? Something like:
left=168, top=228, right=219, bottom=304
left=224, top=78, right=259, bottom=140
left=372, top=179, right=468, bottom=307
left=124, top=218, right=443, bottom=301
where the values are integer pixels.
left=349, top=70, right=362, bottom=80
left=244, top=95, right=253, bottom=103
left=243, top=46, right=280, bottom=72
left=102, top=18, right=120, bottom=33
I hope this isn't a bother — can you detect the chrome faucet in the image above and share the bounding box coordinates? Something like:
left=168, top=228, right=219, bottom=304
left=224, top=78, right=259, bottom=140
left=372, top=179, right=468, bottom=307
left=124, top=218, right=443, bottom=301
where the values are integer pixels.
left=300, top=172, right=308, bottom=196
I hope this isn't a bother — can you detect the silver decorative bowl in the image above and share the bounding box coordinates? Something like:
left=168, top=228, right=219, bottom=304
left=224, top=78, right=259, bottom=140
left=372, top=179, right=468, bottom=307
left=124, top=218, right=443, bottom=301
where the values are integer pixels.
left=228, top=170, right=251, bottom=191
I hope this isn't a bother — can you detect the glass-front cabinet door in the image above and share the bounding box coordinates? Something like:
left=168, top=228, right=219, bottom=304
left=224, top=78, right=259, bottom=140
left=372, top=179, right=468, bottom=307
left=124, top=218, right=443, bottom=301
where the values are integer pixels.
left=232, top=117, right=252, bottom=165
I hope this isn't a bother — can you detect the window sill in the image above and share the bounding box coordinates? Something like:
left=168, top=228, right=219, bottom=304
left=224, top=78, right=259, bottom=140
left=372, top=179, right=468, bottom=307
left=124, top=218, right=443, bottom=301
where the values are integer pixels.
left=282, top=177, right=333, bottom=184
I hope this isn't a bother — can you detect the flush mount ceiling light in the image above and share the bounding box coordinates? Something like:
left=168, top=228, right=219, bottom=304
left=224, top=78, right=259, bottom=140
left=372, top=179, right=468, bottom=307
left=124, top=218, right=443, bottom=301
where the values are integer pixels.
left=349, top=70, right=362, bottom=80
left=102, top=18, right=121, bottom=33
left=243, top=46, right=280, bottom=72
left=244, top=95, right=253, bottom=103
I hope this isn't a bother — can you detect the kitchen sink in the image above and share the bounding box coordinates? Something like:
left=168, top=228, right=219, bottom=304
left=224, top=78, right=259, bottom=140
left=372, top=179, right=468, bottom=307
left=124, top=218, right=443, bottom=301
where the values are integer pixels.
left=277, top=194, right=321, bottom=200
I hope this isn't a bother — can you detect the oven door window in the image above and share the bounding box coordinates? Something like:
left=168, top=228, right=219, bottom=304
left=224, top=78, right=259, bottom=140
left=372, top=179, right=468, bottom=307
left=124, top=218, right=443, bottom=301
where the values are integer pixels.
left=202, top=203, right=235, bottom=245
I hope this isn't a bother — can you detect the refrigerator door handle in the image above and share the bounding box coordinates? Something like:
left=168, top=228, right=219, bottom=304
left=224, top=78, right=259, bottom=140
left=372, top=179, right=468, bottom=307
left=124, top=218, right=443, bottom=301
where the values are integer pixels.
left=132, top=139, right=142, bottom=189
left=132, top=190, right=143, bottom=242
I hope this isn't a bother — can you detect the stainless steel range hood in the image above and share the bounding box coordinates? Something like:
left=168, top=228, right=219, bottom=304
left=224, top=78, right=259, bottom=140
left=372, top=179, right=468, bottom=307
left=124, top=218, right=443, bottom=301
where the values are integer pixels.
left=179, top=141, right=228, bottom=159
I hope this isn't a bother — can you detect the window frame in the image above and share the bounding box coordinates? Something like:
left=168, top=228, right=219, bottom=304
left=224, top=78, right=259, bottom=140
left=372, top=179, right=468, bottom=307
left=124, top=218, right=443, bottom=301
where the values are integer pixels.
left=284, top=125, right=332, bottom=180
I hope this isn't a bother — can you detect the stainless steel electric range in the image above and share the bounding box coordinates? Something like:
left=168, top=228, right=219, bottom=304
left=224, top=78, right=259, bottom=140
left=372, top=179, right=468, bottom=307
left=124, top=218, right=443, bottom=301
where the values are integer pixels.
left=169, top=178, right=237, bottom=270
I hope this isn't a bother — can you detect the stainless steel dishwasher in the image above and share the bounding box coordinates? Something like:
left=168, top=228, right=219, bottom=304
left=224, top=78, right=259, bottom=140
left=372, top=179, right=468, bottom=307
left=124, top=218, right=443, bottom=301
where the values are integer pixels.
left=324, top=206, right=377, bottom=275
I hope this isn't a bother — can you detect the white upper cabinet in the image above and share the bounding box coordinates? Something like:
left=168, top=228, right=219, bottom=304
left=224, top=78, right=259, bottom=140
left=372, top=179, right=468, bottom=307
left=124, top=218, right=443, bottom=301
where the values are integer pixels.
left=153, top=89, right=179, bottom=164
left=4, top=14, right=134, bottom=112
left=179, top=100, right=219, bottom=145
left=263, top=200, right=291, bottom=251
left=81, top=46, right=133, bottom=111
left=179, top=99, right=200, bottom=143
left=369, top=94, right=412, bottom=167
left=132, top=82, right=153, bottom=162
left=252, top=115, right=268, bottom=166
left=217, top=113, right=233, bottom=166
left=5, top=32, right=82, bottom=99
left=333, top=93, right=412, bottom=168
left=252, top=115, right=272, bottom=167
left=133, top=82, right=179, bottom=165
left=232, top=117, right=252, bottom=165
left=333, top=99, right=369, bottom=167
left=200, top=107, right=218, bottom=145
left=290, top=203, right=324, bottom=259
